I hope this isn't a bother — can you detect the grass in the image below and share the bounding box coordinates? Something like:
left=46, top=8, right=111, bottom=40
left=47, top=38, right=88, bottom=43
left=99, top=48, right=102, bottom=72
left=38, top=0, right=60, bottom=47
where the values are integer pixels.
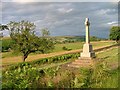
left=2, top=41, right=115, bottom=58
left=90, top=47, right=119, bottom=88
left=1, top=41, right=116, bottom=66
left=2, top=46, right=119, bottom=88
left=53, top=41, right=115, bottom=52
left=100, top=69, right=118, bottom=88
left=96, top=47, right=118, bottom=69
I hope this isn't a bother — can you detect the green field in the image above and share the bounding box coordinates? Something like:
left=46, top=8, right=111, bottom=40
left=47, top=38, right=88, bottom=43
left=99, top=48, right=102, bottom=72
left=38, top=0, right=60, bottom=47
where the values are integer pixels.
left=53, top=41, right=115, bottom=52
left=1, top=36, right=118, bottom=88
left=2, top=41, right=115, bottom=58
left=1, top=40, right=116, bottom=67
left=2, top=46, right=119, bottom=88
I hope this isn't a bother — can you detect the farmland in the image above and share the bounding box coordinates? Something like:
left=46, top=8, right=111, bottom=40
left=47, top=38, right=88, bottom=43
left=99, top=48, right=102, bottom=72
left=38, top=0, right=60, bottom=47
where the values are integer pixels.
left=2, top=40, right=115, bottom=66
left=2, top=46, right=119, bottom=88
left=1, top=36, right=118, bottom=89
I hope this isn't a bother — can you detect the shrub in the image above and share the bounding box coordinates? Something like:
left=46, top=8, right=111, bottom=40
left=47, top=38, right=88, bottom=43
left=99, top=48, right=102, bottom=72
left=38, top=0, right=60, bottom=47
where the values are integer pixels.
left=62, top=46, right=72, bottom=51
left=2, top=39, right=14, bottom=52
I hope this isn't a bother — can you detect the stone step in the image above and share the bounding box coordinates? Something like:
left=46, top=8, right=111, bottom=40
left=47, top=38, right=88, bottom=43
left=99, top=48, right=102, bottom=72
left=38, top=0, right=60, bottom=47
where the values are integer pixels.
left=78, top=57, right=93, bottom=60
left=67, top=58, right=94, bottom=68
left=72, top=62, right=92, bottom=65
left=68, top=64, right=83, bottom=68
left=71, top=62, right=93, bottom=65
left=68, top=63, right=92, bottom=68
left=74, top=60, right=93, bottom=63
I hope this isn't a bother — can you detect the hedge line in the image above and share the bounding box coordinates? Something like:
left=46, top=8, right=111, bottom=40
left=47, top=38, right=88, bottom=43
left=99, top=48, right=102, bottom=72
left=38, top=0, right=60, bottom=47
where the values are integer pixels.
left=9, top=53, right=80, bottom=70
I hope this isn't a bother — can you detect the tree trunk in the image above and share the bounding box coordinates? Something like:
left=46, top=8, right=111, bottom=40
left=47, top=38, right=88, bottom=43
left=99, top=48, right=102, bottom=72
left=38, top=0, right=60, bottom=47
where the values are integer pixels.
left=23, top=54, right=28, bottom=62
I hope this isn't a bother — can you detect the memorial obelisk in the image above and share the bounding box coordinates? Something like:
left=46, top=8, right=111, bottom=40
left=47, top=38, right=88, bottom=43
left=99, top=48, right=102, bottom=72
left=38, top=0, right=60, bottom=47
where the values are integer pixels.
left=80, top=18, right=95, bottom=59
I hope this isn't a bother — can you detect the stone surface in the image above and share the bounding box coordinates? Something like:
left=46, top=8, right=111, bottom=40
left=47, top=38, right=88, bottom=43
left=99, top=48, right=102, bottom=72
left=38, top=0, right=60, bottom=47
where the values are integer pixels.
left=81, top=43, right=95, bottom=58
left=68, top=18, right=96, bottom=68
left=85, top=18, right=90, bottom=44
left=68, top=59, right=94, bottom=68
left=80, top=18, right=95, bottom=58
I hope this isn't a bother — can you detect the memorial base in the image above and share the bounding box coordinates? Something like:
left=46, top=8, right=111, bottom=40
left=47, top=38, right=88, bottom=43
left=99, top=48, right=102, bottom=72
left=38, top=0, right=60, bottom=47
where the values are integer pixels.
left=81, top=43, right=95, bottom=58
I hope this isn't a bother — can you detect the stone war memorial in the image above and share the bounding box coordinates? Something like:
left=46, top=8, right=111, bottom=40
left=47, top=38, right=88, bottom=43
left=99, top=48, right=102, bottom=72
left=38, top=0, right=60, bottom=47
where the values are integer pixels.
left=68, top=18, right=96, bottom=68
left=81, top=18, right=95, bottom=58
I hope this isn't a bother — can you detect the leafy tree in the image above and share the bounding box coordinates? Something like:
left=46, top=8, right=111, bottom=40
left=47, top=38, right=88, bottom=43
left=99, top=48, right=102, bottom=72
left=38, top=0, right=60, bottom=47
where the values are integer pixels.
left=41, top=28, right=50, bottom=37
left=8, top=20, right=54, bottom=62
left=0, top=24, right=9, bottom=37
left=109, top=26, right=120, bottom=43
left=0, top=24, right=9, bottom=31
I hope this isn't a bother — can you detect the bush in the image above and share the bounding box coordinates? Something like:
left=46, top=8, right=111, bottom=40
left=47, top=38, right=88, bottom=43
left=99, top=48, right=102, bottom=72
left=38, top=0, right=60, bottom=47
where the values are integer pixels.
left=109, top=26, right=120, bottom=43
left=2, top=60, right=118, bottom=88
left=62, top=46, right=72, bottom=51
left=90, top=36, right=101, bottom=41
left=2, top=39, right=14, bottom=52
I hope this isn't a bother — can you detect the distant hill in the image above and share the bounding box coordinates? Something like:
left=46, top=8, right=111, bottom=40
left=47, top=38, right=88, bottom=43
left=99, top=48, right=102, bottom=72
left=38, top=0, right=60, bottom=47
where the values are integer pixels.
left=51, top=35, right=107, bottom=44
left=1, top=35, right=107, bottom=43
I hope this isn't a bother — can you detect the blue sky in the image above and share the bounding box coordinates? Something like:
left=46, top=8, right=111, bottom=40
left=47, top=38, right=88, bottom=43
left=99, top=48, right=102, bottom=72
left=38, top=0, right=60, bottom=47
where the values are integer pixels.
left=1, top=1, right=118, bottom=38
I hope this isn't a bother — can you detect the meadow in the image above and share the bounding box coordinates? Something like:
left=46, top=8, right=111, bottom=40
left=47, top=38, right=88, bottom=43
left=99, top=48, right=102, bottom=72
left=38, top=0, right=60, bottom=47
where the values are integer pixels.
left=1, top=36, right=118, bottom=89
left=2, top=46, right=119, bottom=88
left=2, top=40, right=116, bottom=66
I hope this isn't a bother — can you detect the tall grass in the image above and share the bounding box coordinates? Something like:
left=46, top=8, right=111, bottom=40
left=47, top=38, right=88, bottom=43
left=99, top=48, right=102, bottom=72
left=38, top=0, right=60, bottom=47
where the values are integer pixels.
left=2, top=47, right=118, bottom=88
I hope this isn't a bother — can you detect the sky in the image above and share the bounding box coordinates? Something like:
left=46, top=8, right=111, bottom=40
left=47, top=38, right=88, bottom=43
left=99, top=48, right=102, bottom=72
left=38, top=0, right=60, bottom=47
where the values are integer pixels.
left=0, top=1, right=118, bottom=38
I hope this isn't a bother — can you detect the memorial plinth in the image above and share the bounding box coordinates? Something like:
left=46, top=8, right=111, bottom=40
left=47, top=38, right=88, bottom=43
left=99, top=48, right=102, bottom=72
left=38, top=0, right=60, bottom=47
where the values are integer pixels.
left=80, top=44, right=95, bottom=58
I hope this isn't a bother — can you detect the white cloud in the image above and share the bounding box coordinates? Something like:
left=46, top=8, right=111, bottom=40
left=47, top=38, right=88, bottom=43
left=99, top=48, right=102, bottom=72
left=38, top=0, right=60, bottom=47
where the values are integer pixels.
left=107, top=21, right=118, bottom=25
left=66, top=9, right=73, bottom=13
left=57, top=8, right=73, bottom=13
left=96, top=9, right=116, bottom=15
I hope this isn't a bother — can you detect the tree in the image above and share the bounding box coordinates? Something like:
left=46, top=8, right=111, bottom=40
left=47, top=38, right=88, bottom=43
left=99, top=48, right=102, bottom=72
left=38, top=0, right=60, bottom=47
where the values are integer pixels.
left=0, top=24, right=9, bottom=38
left=0, top=24, right=9, bottom=31
left=8, top=20, right=54, bottom=62
left=109, top=26, right=120, bottom=43
left=41, top=28, right=50, bottom=37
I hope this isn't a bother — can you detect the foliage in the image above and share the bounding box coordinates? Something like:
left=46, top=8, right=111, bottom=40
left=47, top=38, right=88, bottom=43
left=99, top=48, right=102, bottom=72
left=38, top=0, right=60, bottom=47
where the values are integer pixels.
left=0, top=24, right=9, bottom=31
left=53, top=36, right=103, bottom=44
left=62, top=46, right=72, bottom=51
left=8, top=52, right=80, bottom=70
left=2, top=61, right=118, bottom=88
left=2, top=41, right=115, bottom=59
left=0, top=24, right=9, bottom=38
left=2, top=45, right=118, bottom=89
left=53, top=36, right=85, bottom=44
left=7, top=20, right=54, bottom=61
left=41, top=28, right=50, bottom=37
left=90, top=36, right=101, bottom=41
left=89, top=62, right=111, bottom=88
left=109, top=26, right=120, bottom=43
left=1, top=39, right=14, bottom=52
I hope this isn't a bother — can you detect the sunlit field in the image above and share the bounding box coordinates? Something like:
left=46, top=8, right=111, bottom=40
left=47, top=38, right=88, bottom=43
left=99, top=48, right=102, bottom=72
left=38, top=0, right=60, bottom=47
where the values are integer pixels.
left=2, top=41, right=116, bottom=66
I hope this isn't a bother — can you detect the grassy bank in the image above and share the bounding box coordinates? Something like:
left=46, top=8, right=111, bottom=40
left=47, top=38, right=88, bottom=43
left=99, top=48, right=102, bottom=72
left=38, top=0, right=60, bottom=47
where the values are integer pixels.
left=2, top=46, right=119, bottom=88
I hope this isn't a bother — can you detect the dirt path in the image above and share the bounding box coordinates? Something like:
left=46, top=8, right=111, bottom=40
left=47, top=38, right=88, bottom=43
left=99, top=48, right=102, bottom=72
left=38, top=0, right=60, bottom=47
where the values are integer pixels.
left=2, top=43, right=117, bottom=66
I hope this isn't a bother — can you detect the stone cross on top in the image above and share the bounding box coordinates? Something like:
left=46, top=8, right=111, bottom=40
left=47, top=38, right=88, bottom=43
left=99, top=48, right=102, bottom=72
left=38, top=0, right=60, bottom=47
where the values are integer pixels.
left=85, top=18, right=90, bottom=44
